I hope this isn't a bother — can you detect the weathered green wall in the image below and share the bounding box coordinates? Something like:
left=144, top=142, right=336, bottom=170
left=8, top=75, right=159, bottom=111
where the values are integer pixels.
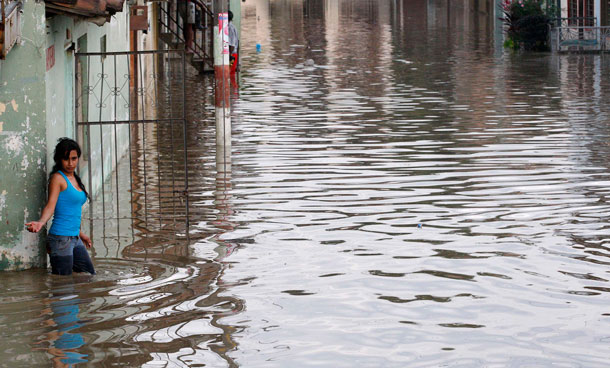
left=0, top=1, right=48, bottom=270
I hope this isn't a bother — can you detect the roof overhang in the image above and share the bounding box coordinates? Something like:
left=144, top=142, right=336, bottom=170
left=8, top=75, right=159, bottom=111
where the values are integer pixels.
left=45, top=0, right=125, bottom=25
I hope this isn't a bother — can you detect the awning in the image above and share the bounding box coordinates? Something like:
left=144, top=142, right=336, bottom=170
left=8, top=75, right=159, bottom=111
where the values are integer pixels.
left=45, top=0, right=125, bottom=24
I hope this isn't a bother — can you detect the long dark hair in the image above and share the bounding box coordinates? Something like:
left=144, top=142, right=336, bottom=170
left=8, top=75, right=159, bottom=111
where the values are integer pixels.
left=50, top=137, right=90, bottom=201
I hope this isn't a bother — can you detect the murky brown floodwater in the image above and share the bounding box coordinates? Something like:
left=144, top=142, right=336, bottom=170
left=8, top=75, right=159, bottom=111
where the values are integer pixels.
left=2, top=0, right=610, bottom=366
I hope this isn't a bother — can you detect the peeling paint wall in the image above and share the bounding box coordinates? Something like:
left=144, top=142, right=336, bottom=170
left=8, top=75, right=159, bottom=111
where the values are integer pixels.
left=0, top=1, right=48, bottom=270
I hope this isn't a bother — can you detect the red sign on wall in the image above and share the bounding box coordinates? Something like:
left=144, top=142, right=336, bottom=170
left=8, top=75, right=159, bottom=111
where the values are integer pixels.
left=46, top=45, right=55, bottom=71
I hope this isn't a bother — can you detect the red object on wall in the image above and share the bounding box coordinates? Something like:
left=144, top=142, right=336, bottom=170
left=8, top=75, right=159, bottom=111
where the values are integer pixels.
left=46, top=45, right=55, bottom=71
left=230, top=53, right=238, bottom=74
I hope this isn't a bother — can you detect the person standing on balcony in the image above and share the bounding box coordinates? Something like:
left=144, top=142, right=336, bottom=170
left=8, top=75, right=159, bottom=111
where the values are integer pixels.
left=179, top=0, right=196, bottom=52
left=25, top=138, right=95, bottom=276
left=228, top=10, right=239, bottom=73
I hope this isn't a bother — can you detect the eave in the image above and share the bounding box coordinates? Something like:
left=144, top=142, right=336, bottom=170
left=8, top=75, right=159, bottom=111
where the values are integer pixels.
left=44, top=0, right=125, bottom=25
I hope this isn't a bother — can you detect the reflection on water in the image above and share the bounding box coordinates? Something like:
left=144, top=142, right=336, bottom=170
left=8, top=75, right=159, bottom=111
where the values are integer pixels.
left=37, top=279, right=90, bottom=366
left=2, top=0, right=610, bottom=366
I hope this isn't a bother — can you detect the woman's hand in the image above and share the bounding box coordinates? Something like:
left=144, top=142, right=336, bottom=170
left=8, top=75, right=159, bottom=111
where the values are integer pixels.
left=25, top=221, right=44, bottom=233
left=80, top=233, right=93, bottom=248
left=25, top=174, right=62, bottom=235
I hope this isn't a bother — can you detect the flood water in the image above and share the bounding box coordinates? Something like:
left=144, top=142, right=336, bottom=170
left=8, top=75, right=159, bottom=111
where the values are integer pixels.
left=2, top=0, right=610, bottom=366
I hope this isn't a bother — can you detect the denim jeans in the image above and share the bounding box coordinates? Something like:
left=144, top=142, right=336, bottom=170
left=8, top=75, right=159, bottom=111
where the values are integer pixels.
left=47, top=234, right=95, bottom=275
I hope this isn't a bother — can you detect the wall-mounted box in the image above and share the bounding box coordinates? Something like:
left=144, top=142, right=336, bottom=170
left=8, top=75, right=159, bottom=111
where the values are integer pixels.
left=130, top=5, right=148, bottom=31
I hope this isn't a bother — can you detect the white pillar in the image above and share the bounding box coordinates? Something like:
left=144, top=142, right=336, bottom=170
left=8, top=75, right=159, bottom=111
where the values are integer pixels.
left=214, top=9, right=231, bottom=166
left=595, top=0, right=601, bottom=26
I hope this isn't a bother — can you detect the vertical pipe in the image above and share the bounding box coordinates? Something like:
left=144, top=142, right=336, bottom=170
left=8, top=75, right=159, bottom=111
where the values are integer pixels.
left=99, top=56, right=107, bottom=237
left=208, top=5, right=213, bottom=62
left=182, top=50, right=190, bottom=242
left=215, top=114, right=232, bottom=238
left=129, top=8, right=142, bottom=231
left=113, top=54, right=120, bottom=252
left=139, top=56, right=149, bottom=230
left=214, top=6, right=231, bottom=168
left=86, top=55, right=94, bottom=241
left=168, top=51, right=176, bottom=226
left=214, top=3, right=231, bottom=248
left=126, top=53, right=136, bottom=244
left=152, top=2, right=159, bottom=51
left=75, top=53, right=93, bottom=240
left=154, top=55, right=162, bottom=230
left=130, top=22, right=139, bottom=124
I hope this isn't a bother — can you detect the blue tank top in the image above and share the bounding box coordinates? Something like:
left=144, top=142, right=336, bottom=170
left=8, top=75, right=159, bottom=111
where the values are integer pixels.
left=49, top=171, right=87, bottom=236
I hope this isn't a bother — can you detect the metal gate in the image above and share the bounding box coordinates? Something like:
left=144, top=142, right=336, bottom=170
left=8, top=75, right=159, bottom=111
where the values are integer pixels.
left=75, top=50, right=190, bottom=256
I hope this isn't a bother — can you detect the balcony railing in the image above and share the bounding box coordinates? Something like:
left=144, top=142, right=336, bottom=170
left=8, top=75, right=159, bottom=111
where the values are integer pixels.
left=158, top=0, right=214, bottom=70
left=551, top=17, right=597, bottom=28
left=550, top=26, right=610, bottom=52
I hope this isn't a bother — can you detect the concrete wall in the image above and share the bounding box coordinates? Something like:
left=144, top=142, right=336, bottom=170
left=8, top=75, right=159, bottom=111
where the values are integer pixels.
left=0, top=1, right=48, bottom=270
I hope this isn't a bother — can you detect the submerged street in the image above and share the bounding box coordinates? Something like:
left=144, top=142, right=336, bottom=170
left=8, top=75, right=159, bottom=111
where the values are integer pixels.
left=1, top=0, right=610, bottom=366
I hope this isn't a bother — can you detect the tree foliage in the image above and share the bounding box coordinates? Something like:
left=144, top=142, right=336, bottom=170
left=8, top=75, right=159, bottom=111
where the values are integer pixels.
left=501, top=0, right=553, bottom=51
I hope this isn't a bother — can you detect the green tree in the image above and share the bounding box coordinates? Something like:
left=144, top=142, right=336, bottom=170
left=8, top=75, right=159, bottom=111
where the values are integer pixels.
left=501, top=0, right=554, bottom=51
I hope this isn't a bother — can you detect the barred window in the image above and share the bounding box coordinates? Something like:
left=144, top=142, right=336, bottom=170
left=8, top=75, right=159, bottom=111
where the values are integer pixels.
left=568, top=0, right=595, bottom=26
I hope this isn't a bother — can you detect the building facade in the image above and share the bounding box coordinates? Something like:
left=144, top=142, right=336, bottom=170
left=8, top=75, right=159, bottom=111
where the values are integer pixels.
left=0, top=0, right=130, bottom=271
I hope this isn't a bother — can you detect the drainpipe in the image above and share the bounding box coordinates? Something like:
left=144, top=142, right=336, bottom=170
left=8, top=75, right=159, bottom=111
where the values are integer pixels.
left=214, top=1, right=231, bottom=173
left=129, top=2, right=138, bottom=121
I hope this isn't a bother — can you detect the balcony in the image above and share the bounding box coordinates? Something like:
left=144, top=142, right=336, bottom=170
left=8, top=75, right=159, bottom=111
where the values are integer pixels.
left=548, top=17, right=610, bottom=53
left=550, top=26, right=610, bottom=52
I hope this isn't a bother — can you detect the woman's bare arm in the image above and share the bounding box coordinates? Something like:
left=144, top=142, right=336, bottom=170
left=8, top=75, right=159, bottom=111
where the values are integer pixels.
left=25, top=174, right=63, bottom=233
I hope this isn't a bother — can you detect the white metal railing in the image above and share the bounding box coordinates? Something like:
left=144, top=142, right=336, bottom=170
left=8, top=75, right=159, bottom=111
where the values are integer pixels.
left=550, top=26, right=610, bottom=52
left=551, top=17, right=597, bottom=27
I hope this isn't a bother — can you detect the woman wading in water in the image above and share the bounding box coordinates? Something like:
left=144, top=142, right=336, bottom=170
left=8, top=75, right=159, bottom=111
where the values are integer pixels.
left=26, top=138, right=95, bottom=275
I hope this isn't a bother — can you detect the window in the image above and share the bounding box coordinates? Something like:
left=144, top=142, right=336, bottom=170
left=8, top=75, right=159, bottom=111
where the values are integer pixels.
left=100, top=34, right=106, bottom=61
left=568, top=0, right=595, bottom=26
